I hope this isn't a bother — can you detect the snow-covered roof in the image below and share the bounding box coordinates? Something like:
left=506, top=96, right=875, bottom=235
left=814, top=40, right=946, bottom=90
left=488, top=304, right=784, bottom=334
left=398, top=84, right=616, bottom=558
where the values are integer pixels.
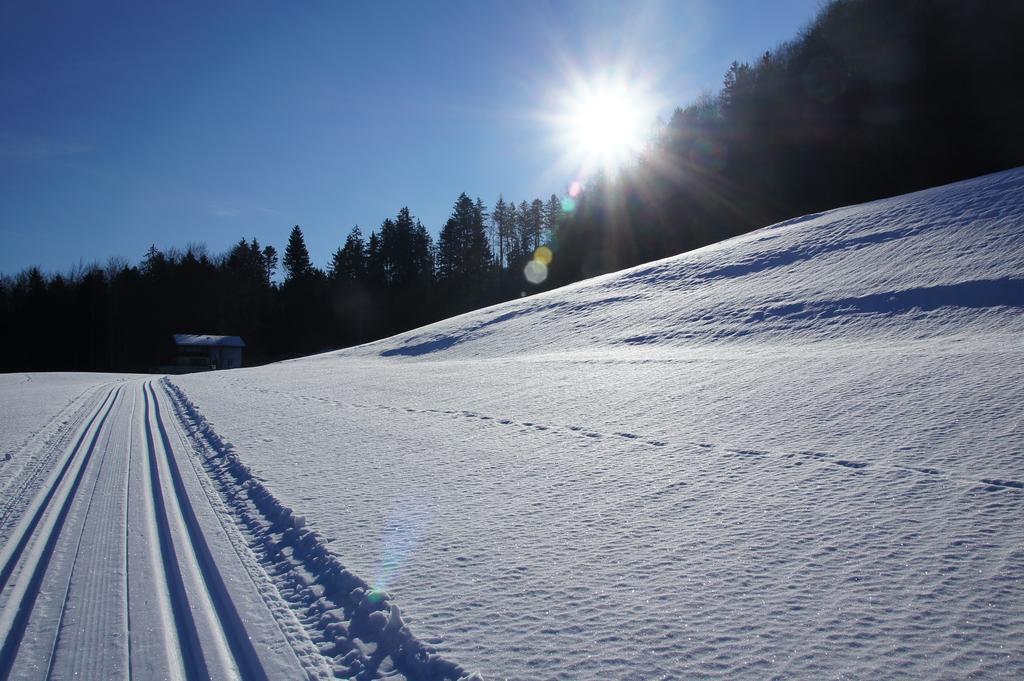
left=173, top=334, right=246, bottom=348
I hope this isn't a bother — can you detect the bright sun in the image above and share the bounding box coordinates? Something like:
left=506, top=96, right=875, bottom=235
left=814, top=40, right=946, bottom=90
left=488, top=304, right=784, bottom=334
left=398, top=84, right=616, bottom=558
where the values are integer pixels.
left=553, top=76, right=658, bottom=178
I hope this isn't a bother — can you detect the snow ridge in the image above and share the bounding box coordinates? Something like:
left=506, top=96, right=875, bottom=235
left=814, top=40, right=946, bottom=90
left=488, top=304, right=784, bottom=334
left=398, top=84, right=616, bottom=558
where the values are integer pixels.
left=162, top=378, right=480, bottom=681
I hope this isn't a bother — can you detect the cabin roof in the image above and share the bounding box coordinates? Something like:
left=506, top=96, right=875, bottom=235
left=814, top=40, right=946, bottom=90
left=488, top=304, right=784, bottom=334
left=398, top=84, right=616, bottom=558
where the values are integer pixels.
left=173, top=334, right=246, bottom=348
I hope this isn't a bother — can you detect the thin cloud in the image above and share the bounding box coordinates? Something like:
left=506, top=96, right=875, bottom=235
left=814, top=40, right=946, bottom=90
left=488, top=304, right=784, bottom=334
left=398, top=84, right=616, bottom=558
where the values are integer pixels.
left=206, top=199, right=285, bottom=220
left=0, top=133, right=93, bottom=162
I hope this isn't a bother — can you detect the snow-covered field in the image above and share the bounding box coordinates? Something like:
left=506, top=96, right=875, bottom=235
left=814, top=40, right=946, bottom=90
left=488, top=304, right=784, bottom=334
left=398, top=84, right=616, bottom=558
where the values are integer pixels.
left=2, top=168, right=1022, bottom=679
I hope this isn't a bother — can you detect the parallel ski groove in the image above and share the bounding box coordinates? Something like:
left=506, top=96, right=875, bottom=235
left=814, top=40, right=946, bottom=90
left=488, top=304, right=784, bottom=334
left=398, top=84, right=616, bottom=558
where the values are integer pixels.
left=0, top=387, right=118, bottom=594
left=125, top=386, right=136, bottom=681
left=0, top=385, right=122, bottom=681
left=47, top=386, right=134, bottom=680
left=0, top=383, right=108, bottom=532
left=1, top=379, right=322, bottom=679
left=147, top=381, right=272, bottom=681
left=142, top=382, right=210, bottom=681
left=42, top=395, right=118, bottom=681
left=127, top=382, right=184, bottom=679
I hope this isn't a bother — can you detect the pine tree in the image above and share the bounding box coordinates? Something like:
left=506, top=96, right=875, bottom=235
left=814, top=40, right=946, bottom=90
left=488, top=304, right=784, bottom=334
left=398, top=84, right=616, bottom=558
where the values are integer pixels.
left=329, top=226, right=367, bottom=282
left=376, top=218, right=396, bottom=285
left=262, top=245, right=278, bottom=284
left=544, top=194, right=562, bottom=244
left=365, top=230, right=384, bottom=288
left=376, top=208, right=433, bottom=288
left=489, top=193, right=509, bottom=268
left=226, top=238, right=264, bottom=284
left=411, top=218, right=434, bottom=283
left=394, top=208, right=416, bottom=285
left=529, top=198, right=544, bottom=254
left=474, top=197, right=489, bottom=251
left=508, top=200, right=531, bottom=266
left=437, top=193, right=492, bottom=284
left=245, top=238, right=272, bottom=287
left=283, top=225, right=313, bottom=281
left=141, top=245, right=167, bottom=275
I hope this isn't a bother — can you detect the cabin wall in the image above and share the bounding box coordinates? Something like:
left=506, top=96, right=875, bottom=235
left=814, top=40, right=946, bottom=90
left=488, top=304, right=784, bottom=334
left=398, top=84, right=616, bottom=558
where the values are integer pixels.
left=174, top=345, right=243, bottom=370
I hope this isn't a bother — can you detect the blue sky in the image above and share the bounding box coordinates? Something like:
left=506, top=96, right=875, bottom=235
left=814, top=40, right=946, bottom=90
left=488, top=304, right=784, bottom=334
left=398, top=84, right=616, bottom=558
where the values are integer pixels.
left=0, top=0, right=821, bottom=275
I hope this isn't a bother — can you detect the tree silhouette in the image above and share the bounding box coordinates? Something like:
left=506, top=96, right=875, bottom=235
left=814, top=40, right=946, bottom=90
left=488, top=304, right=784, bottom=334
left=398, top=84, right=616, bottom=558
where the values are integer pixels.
left=544, top=194, right=562, bottom=244
left=329, top=227, right=367, bottom=282
left=262, top=245, right=279, bottom=283
left=437, top=193, right=492, bottom=286
left=491, top=195, right=511, bottom=271
left=283, top=225, right=313, bottom=281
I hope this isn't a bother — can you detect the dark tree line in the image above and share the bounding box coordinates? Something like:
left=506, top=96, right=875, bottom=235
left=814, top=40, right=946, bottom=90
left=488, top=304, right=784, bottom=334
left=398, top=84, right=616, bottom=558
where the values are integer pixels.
left=0, top=194, right=563, bottom=372
left=3, top=0, right=1023, bottom=372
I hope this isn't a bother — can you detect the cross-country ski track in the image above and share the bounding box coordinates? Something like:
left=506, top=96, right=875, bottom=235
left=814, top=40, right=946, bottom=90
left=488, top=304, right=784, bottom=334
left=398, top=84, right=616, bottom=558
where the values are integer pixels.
left=0, top=379, right=469, bottom=680
left=0, top=379, right=291, bottom=679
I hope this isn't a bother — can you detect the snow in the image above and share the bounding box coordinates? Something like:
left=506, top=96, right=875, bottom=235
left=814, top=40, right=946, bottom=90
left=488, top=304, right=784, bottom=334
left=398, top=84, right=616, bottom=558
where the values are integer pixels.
left=0, top=372, right=141, bottom=539
left=170, top=168, right=1024, bottom=678
left=0, top=373, right=132, bottom=464
left=0, top=379, right=341, bottom=679
left=2, top=167, right=1022, bottom=679
left=174, top=334, right=247, bottom=348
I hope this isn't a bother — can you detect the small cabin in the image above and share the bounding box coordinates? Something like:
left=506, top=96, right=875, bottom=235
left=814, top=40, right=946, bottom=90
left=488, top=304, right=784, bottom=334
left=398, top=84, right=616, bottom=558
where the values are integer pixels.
left=173, top=334, right=245, bottom=371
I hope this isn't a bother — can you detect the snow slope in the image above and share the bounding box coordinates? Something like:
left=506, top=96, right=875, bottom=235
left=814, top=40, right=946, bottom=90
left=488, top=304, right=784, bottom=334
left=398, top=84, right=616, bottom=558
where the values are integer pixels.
left=174, top=168, right=1024, bottom=679
left=2, top=168, right=1020, bottom=680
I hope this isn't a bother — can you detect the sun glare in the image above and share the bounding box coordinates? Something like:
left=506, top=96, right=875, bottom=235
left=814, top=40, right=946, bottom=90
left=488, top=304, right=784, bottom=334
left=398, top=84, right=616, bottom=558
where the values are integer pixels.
left=552, top=75, right=658, bottom=178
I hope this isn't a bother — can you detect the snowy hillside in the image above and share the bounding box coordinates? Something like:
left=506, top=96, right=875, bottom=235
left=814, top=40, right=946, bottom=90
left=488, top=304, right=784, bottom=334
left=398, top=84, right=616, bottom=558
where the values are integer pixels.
left=173, top=168, right=1024, bottom=679
left=1, top=168, right=1021, bottom=680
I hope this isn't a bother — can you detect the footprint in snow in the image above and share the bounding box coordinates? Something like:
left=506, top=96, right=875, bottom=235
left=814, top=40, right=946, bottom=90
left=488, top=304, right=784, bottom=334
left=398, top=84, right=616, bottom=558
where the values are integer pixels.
left=834, top=460, right=868, bottom=469
left=979, top=478, right=1023, bottom=491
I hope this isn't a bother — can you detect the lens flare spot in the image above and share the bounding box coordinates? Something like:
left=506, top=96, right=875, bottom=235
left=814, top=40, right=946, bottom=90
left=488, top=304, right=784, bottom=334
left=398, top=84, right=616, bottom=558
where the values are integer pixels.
left=524, top=259, right=548, bottom=285
left=568, top=181, right=583, bottom=198
left=534, top=246, right=553, bottom=265
left=561, top=196, right=576, bottom=213
left=373, top=500, right=430, bottom=593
